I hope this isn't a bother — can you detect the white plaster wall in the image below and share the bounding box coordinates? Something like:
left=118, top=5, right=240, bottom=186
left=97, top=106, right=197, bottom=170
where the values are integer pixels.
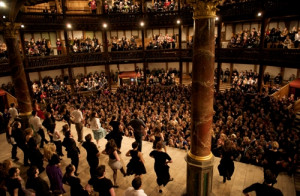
left=265, top=66, right=281, bottom=78
left=168, top=62, right=179, bottom=71
left=236, top=24, right=243, bottom=34
left=86, top=66, right=105, bottom=74
left=222, top=63, right=230, bottom=71
left=167, top=28, right=173, bottom=35
left=117, top=30, right=124, bottom=38
left=182, top=27, right=187, bottom=42
left=189, top=27, right=194, bottom=37
left=225, top=24, right=232, bottom=41
left=136, top=63, right=143, bottom=70
left=49, top=32, right=57, bottom=46
left=73, top=31, right=83, bottom=39
left=110, top=31, right=117, bottom=38
left=110, top=64, right=118, bottom=73
left=233, top=64, right=255, bottom=72
left=243, top=23, right=250, bottom=31
left=125, top=30, right=131, bottom=39
left=29, top=72, right=40, bottom=82
left=95, top=31, right=102, bottom=42
left=33, top=33, right=41, bottom=40
left=73, top=67, right=85, bottom=76
left=149, top=63, right=166, bottom=71
left=278, top=21, right=286, bottom=30
left=40, top=69, right=62, bottom=78
left=24, top=33, right=32, bottom=41
left=86, top=31, right=94, bottom=39
left=251, top=23, right=259, bottom=31
left=132, top=30, right=139, bottom=37
left=284, top=68, right=297, bottom=81
left=189, top=62, right=193, bottom=73
left=60, top=31, right=65, bottom=41
left=0, top=76, right=12, bottom=86
left=41, top=32, right=50, bottom=39
left=159, top=29, right=166, bottom=35
left=290, top=20, right=299, bottom=31
left=268, top=22, right=277, bottom=30
left=183, top=63, right=187, bottom=73
left=153, top=29, right=159, bottom=36
left=119, top=64, right=135, bottom=72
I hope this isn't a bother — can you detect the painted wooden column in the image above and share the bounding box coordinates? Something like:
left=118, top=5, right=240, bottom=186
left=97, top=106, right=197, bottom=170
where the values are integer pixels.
left=3, top=23, right=32, bottom=128
left=258, top=16, right=268, bottom=93
left=102, top=28, right=111, bottom=90
left=185, top=0, right=221, bottom=195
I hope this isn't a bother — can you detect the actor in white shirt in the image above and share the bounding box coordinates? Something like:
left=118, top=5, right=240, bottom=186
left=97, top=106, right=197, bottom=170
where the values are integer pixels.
left=71, top=105, right=84, bottom=142
left=124, top=177, right=147, bottom=196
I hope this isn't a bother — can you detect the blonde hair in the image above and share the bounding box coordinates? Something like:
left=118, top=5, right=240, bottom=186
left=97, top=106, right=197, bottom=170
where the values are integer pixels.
left=44, top=143, right=57, bottom=161
left=272, top=141, right=279, bottom=150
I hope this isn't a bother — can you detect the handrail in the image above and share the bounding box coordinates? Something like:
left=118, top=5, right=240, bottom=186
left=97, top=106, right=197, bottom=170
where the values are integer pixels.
left=1, top=48, right=299, bottom=75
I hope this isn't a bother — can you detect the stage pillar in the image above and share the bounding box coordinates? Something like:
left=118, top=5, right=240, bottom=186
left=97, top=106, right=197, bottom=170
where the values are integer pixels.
left=185, top=0, right=221, bottom=195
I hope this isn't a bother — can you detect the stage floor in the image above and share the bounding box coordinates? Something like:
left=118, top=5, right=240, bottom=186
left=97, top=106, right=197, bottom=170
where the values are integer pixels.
left=0, top=122, right=295, bottom=196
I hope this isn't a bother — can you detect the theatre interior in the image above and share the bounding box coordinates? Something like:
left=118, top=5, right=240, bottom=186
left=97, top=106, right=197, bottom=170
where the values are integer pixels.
left=0, top=0, right=300, bottom=195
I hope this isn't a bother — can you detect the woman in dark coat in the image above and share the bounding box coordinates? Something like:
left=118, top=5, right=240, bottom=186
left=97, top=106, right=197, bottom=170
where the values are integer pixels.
left=109, top=115, right=123, bottom=154
left=43, top=112, right=56, bottom=142
left=218, top=139, right=235, bottom=183
left=63, top=164, right=91, bottom=196
left=149, top=141, right=173, bottom=193
left=126, top=141, right=146, bottom=177
left=82, top=134, right=100, bottom=178
left=62, top=131, right=80, bottom=176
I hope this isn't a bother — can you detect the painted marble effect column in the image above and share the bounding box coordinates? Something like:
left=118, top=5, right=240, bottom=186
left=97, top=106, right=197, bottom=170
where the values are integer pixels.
left=185, top=1, right=220, bottom=196
left=4, top=23, right=32, bottom=125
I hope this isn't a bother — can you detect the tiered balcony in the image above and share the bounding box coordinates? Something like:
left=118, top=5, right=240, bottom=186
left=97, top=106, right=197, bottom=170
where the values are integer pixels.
left=1, top=48, right=299, bottom=76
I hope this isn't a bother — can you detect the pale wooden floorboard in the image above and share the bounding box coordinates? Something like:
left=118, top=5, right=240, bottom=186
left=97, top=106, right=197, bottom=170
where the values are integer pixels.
left=0, top=121, right=295, bottom=196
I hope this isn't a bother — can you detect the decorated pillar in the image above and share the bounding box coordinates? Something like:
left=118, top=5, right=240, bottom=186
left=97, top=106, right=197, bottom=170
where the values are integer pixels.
left=185, top=0, right=221, bottom=195
left=3, top=23, right=32, bottom=128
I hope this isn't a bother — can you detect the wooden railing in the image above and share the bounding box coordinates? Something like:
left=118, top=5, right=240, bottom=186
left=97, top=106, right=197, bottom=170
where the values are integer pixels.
left=16, top=0, right=300, bottom=27
left=1, top=48, right=299, bottom=75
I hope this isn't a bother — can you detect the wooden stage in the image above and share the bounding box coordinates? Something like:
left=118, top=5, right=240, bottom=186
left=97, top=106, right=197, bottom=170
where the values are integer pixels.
left=0, top=122, right=296, bottom=196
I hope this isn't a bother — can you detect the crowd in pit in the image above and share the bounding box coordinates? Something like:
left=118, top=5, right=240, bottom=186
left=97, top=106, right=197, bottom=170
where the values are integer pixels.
left=212, top=89, right=297, bottom=176
left=111, top=36, right=142, bottom=51
left=69, top=37, right=102, bottom=53
left=146, top=68, right=179, bottom=85
left=0, top=42, right=8, bottom=59
left=228, top=27, right=300, bottom=49
left=0, top=75, right=298, bottom=195
left=146, top=33, right=177, bottom=50
left=31, top=72, right=109, bottom=103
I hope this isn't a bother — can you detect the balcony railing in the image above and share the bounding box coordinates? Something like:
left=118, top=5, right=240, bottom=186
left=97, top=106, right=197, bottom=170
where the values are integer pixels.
left=1, top=49, right=299, bottom=76
left=16, top=0, right=300, bottom=27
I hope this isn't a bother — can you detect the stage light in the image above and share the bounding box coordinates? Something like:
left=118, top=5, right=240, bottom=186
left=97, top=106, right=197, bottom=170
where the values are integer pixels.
left=216, top=16, right=219, bottom=21
left=103, top=23, right=107, bottom=28
left=140, top=21, right=144, bottom=27
left=177, top=19, right=181, bottom=24
left=0, top=1, right=6, bottom=8
left=66, top=23, right=72, bottom=29
left=21, top=24, right=25, bottom=28
left=257, top=12, right=262, bottom=17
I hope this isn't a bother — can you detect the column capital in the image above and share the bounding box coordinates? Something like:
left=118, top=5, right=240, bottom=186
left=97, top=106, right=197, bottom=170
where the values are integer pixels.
left=187, top=0, right=221, bottom=19
left=3, top=22, right=21, bottom=39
